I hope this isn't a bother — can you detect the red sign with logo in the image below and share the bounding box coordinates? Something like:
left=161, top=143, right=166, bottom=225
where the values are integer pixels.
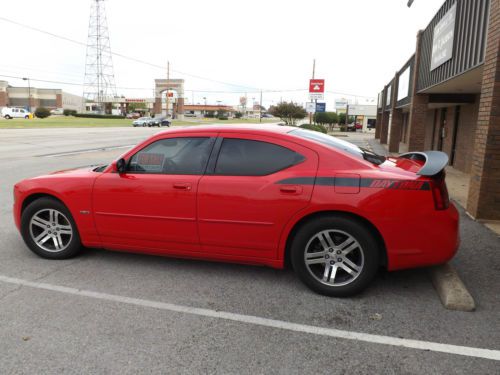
left=309, top=79, right=325, bottom=93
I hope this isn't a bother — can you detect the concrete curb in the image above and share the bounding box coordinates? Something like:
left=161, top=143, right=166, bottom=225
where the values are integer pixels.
left=429, top=263, right=476, bottom=312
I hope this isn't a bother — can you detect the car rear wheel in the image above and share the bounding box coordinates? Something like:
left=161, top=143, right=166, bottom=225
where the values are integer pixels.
left=21, top=197, right=82, bottom=259
left=5, top=115, right=11, bottom=119
left=291, top=216, right=380, bottom=297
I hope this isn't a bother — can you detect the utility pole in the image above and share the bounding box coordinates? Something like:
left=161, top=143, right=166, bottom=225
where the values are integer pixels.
left=310, top=59, right=316, bottom=125
left=22, top=77, right=31, bottom=113
left=166, top=61, right=170, bottom=118
left=259, top=90, right=263, bottom=123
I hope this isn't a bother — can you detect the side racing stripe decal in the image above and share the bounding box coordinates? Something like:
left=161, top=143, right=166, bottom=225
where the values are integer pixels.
left=276, top=177, right=430, bottom=191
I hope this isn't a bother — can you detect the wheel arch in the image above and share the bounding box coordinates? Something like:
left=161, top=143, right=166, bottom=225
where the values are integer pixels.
left=282, top=210, right=387, bottom=269
left=21, top=192, right=67, bottom=215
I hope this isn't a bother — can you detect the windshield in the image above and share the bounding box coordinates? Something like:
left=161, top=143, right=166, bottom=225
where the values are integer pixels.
left=289, top=128, right=386, bottom=165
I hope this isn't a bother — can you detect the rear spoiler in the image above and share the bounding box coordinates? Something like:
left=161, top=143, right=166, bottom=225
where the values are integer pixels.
left=399, top=151, right=449, bottom=176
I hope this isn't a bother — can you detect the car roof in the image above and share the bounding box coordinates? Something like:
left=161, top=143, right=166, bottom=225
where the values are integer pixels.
left=157, top=124, right=295, bottom=136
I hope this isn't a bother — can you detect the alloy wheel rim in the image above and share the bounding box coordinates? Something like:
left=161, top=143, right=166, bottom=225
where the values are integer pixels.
left=304, top=229, right=364, bottom=287
left=29, top=209, right=73, bottom=253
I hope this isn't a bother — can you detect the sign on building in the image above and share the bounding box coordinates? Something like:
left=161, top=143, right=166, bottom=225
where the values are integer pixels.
left=430, top=4, right=457, bottom=71
left=397, top=66, right=411, bottom=101
left=309, top=79, right=325, bottom=100
left=335, top=99, right=347, bottom=110
left=386, top=85, right=392, bottom=106
left=306, top=102, right=316, bottom=113
left=315, top=103, right=326, bottom=112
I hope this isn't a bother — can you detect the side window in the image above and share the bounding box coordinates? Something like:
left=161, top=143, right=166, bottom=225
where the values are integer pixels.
left=128, top=137, right=213, bottom=175
left=20, top=109, right=25, bottom=113
left=215, top=138, right=305, bottom=176
left=13, top=109, right=18, bottom=113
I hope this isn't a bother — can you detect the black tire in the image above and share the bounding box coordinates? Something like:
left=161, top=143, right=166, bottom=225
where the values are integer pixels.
left=5, top=115, right=11, bottom=119
left=25, top=115, right=29, bottom=119
left=21, top=197, right=83, bottom=259
left=291, top=215, right=380, bottom=297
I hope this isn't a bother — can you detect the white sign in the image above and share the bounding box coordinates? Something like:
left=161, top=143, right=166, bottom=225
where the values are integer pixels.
left=431, top=4, right=457, bottom=71
left=397, top=66, right=411, bottom=101
left=306, top=102, right=316, bottom=113
left=309, top=93, right=324, bottom=100
left=386, top=85, right=392, bottom=106
left=335, top=99, right=347, bottom=109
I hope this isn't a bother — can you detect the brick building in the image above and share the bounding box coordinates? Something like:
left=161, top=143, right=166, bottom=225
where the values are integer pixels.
left=375, top=0, right=499, bottom=220
left=0, top=80, right=84, bottom=113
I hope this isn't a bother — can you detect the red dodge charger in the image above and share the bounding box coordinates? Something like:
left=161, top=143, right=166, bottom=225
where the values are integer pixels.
left=13, top=125, right=459, bottom=296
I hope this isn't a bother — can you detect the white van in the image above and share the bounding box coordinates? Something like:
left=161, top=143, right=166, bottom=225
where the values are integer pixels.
left=1, top=107, right=32, bottom=119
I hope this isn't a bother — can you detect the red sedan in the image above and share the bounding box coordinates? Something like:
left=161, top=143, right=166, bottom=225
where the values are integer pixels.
left=13, top=125, right=459, bottom=296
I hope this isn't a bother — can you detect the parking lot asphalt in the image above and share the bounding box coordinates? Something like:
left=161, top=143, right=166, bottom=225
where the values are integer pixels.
left=0, top=127, right=499, bottom=374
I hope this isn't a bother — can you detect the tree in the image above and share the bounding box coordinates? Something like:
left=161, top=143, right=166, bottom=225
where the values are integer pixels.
left=268, top=102, right=307, bottom=125
left=34, top=107, right=51, bottom=119
left=338, top=112, right=346, bottom=125
left=234, top=111, right=243, bottom=118
left=128, top=102, right=147, bottom=112
left=314, top=112, right=338, bottom=132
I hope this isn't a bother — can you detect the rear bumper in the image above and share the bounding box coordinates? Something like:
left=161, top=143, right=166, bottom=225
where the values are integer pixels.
left=386, top=203, right=460, bottom=271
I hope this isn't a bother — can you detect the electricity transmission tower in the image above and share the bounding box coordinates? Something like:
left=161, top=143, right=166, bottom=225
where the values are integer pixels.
left=83, top=0, right=117, bottom=113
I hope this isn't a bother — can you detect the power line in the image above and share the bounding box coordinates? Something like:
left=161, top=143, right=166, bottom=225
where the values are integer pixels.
left=0, top=16, right=261, bottom=91
left=0, top=73, right=376, bottom=101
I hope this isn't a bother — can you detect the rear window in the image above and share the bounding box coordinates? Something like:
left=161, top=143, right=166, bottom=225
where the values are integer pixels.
left=289, top=128, right=385, bottom=165
left=215, top=138, right=305, bottom=176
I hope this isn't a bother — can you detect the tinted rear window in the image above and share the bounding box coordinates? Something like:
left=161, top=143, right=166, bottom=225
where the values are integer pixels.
left=215, top=138, right=305, bottom=176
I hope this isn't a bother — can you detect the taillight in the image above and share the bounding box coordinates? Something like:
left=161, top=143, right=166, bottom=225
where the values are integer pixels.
left=430, top=172, right=449, bottom=210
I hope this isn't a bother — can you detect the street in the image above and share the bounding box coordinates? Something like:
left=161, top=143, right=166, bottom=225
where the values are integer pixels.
left=0, top=127, right=499, bottom=374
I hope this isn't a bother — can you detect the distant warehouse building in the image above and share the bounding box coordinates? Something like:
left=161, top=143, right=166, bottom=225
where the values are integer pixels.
left=0, top=80, right=84, bottom=113
left=375, top=0, right=499, bottom=220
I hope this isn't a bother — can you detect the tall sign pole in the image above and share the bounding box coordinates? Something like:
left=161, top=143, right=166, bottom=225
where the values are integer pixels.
left=166, top=61, right=170, bottom=118
left=310, top=59, right=315, bottom=125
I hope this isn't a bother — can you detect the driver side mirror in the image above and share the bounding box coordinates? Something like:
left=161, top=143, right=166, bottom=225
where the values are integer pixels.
left=115, top=158, right=127, bottom=174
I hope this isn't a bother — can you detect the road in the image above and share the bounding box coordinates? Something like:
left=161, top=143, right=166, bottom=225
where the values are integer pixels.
left=0, top=127, right=499, bottom=374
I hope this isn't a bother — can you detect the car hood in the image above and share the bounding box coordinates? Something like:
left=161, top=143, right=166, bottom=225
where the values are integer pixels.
left=48, top=165, right=105, bottom=176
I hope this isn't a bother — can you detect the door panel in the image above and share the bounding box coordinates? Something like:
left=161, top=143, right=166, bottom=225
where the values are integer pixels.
left=92, top=135, right=216, bottom=253
left=93, top=173, right=201, bottom=252
left=198, top=134, right=318, bottom=259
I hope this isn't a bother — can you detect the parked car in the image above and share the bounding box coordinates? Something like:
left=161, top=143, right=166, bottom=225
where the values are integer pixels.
left=148, top=117, right=170, bottom=127
left=159, top=117, right=171, bottom=127
left=13, top=125, right=458, bottom=297
left=126, top=112, right=141, bottom=119
left=355, top=123, right=363, bottom=130
left=346, top=123, right=357, bottom=132
left=2, top=107, right=32, bottom=119
left=132, top=117, right=153, bottom=127
left=50, top=108, right=64, bottom=115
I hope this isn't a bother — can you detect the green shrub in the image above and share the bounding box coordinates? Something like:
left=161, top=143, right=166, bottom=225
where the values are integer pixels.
left=299, top=123, right=327, bottom=133
left=205, top=111, right=215, bottom=118
left=218, top=117, right=228, bottom=120
left=74, top=113, right=125, bottom=119
left=234, top=111, right=243, bottom=119
left=63, top=109, right=77, bottom=116
left=34, top=107, right=51, bottom=119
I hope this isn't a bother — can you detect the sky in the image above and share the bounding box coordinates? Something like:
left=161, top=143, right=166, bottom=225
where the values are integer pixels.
left=0, top=0, right=445, bottom=110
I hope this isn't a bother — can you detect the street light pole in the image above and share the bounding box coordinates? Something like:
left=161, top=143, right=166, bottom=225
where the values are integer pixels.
left=22, top=77, right=31, bottom=113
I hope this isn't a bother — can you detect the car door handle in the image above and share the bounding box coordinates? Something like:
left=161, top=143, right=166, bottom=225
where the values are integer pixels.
left=173, top=182, right=192, bottom=190
left=279, top=185, right=302, bottom=195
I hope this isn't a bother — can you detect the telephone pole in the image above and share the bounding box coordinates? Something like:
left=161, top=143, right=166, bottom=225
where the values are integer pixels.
left=259, top=90, right=263, bottom=123
left=166, top=61, right=170, bottom=118
left=310, top=59, right=316, bottom=125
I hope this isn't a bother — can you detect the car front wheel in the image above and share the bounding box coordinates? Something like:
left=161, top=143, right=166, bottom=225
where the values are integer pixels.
left=291, top=216, right=380, bottom=297
left=21, top=197, right=82, bottom=259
